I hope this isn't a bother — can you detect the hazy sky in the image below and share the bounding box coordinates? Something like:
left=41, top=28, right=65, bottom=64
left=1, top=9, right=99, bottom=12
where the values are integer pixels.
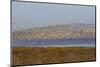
left=12, top=1, right=95, bottom=31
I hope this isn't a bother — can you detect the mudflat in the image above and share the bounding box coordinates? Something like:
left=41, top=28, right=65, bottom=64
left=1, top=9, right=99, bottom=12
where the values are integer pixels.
left=12, top=47, right=96, bottom=65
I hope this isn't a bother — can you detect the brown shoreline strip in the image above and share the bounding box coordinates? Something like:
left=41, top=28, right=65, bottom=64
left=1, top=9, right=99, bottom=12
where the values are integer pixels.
left=12, top=47, right=96, bottom=65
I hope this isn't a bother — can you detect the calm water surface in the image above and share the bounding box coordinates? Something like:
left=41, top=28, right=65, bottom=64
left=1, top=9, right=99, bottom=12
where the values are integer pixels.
left=12, top=38, right=95, bottom=47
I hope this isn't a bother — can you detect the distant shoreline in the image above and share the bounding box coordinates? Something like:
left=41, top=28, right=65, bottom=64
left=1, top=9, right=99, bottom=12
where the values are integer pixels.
left=12, top=24, right=95, bottom=40
left=12, top=23, right=95, bottom=32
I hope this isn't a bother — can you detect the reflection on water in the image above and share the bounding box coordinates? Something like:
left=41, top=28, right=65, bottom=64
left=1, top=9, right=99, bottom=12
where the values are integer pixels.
left=12, top=38, right=95, bottom=47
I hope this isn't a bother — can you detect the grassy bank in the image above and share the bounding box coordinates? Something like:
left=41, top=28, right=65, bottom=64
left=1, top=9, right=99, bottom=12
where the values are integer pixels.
left=12, top=47, right=96, bottom=65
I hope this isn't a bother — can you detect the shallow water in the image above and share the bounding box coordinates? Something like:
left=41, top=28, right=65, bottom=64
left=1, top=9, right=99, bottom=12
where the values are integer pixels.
left=11, top=38, right=95, bottom=47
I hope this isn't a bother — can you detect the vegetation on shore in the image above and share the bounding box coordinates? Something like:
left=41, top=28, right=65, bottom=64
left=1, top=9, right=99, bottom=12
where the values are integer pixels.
left=12, top=47, right=96, bottom=65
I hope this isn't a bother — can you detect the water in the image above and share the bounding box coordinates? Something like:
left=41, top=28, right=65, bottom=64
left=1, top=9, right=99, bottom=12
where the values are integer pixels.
left=11, top=38, right=95, bottom=47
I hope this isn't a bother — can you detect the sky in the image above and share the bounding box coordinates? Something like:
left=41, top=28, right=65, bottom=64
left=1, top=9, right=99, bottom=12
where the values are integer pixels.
left=12, top=1, right=95, bottom=31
